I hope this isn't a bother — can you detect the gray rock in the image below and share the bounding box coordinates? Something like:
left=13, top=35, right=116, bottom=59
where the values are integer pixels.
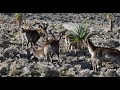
left=0, top=67, right=8, bottom=75
left=45, top=69, right=60, bottom=77
left=105, top=40, right=120, bottom=48
left=116, top=68, right=120, bottom=76
left=22, top=67, right=30, bottom=75
left=3, top=47, right=20, bottom=59
left=65, top=68, right=76, bottom=77
left=79, top=69, right=91, bottom=77
left=19, top=49, right=32, bottom=59
left=63, top=23, right=80, bottom=31
left=104, top=69, right=118, bottom=77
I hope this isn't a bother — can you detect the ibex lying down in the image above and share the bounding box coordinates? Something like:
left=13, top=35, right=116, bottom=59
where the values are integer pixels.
left=20, top=21, right=48, bottom=49
left=85, top=33, right=120, bottom=72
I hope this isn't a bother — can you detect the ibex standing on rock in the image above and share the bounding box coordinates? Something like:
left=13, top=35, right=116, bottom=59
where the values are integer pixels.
left=85, top=33, right=120, bottom=72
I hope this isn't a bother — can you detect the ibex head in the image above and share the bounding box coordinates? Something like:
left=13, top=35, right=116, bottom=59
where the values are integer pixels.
left=34, top=21, right=49, bottom=37
left=34, top=21, right=49, bottom=30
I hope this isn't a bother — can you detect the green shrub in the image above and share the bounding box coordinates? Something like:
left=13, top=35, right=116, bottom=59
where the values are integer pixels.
left=14, top=13, right=24, bottom=28
left=69, top=25, right=88, bottom=49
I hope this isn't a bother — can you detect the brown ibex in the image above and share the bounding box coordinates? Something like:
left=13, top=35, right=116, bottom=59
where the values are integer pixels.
left=85, top=33, right=120, bottom=72
left=30, top=31, right=63, bottom=64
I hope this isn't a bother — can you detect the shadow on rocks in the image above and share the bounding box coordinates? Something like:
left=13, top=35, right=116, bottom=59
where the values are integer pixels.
left=70, top=58, right=92, bottom=70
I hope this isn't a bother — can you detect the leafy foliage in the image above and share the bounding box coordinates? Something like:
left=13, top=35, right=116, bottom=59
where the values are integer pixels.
left=14, top=13, right=24, bottom=28
left=69, top=25, right=88, bottom=49
left=15, top=13, right=23, bottom=19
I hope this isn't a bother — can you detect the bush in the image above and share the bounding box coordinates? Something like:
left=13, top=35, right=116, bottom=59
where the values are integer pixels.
left=14, top=13, right=24, bottom=28
left=69, top=25, right=88, bottom=50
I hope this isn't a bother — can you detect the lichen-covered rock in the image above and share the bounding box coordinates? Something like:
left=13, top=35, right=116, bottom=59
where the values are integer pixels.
left=79, top=69, right=91, bottom=77
left=103, top=69, right=118, bottom=77
left=3, top=47, right=20, bottom=59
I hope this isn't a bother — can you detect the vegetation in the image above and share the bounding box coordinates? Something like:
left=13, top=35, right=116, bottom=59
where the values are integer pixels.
left=69, top=25, right=88, bottom=50
left=14, top=13, right=24, bottom=28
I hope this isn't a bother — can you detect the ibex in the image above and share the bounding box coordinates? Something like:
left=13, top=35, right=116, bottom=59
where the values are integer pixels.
left=30, top=32, right=63, bottom=64
left=20, top=21, right=49, bottom=49
left=56, top=30, right=74, bottom=52
left=85, top=33, right=120, bottom=72
left=64, top=32, right=83, bottom=53
left=65, top=33, right=73, bottom=52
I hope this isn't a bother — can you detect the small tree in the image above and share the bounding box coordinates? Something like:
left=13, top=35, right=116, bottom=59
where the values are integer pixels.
left=14, top=13, right=24, bottom=29
left=106, top=13, right=114, bottom=31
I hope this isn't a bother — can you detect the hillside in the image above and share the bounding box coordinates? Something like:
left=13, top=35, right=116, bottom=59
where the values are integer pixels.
left=0, top=13, right=120, bottom=77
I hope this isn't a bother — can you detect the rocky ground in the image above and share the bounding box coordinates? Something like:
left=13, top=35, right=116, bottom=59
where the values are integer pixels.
left=0, top=13, right=120, bottom=77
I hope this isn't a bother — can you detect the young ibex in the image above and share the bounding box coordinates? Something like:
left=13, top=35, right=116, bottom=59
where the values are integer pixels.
left=85, top=33, right=120, bottom=72
left=20, top=21, right=49, bottom=49
left=30, top=38, right=50, bottom=62
left=64, top=32, right=81, bottom=53
left=64, top=33, right=72, bottom=52
left=30, top=32, right=63, bottom=64
left=56, top=30, right=73, bottom=52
